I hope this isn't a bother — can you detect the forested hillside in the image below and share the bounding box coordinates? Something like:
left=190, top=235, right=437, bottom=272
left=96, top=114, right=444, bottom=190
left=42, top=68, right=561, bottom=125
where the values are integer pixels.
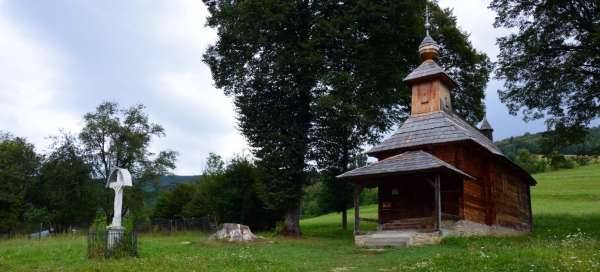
left=496, top=126, right=600, bottom=156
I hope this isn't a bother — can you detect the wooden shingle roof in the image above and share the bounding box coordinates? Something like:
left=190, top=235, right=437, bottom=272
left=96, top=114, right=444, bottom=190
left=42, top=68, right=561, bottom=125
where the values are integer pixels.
left=403, top=60, right=458, bottom=88
left=337, top=150, right=474, bottom=180
left=368, top=111, right=502, bottom=157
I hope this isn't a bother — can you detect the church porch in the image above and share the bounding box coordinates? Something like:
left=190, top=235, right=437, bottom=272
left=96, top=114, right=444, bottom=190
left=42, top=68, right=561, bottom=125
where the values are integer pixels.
left=337, top=150, right=475, bottom=247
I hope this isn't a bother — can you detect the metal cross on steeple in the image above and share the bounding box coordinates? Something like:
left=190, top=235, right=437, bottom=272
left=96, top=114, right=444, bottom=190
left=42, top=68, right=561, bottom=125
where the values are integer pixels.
left=425, top=3, right=431, bottom=36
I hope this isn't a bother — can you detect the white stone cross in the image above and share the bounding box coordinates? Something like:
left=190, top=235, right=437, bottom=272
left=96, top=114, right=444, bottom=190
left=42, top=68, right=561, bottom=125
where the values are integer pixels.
left=106, top=168, right=133, bottom=228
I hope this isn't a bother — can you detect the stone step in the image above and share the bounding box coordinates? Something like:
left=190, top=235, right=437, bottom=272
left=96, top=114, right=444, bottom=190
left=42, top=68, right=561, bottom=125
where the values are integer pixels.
left=360, top=236, right=409, bottom=247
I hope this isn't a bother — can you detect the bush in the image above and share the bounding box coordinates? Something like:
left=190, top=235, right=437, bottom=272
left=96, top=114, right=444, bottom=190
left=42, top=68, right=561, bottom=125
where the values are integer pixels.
left=301, top=181, right=326, bottom=218
left=574, top=155, right=592, bottom=166
left=513, top=149, right=547, bottom=173
left=183, top=155, right=279, bottom=231
left=151, top=183, right=197, bottom=221
left=549, top=153, right=576, bottom=170
left=361, top=188, right=378, bottom=205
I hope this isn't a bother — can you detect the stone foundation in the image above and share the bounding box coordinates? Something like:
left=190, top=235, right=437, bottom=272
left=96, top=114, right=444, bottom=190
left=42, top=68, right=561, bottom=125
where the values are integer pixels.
left=355, top=220, right=528, bottom=247
left=355, top=230, right=441, bottom=247
left=442, top=220, right=528, bottom=237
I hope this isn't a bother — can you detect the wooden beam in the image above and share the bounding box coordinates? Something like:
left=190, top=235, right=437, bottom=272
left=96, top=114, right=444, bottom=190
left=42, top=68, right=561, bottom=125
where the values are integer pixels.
left=434, top=174, right=442, bottom=231
left=359, top=217, right=378, bottom=223
left=354, top=184, right=362, bottom=235
left=527, top=186, right=533, bottom=232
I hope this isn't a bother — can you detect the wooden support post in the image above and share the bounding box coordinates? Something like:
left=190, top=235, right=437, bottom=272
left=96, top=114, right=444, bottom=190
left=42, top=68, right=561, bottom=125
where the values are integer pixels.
left=434, top=174, right=442, bottom=231
left=354, top=184, right=362, bottom=235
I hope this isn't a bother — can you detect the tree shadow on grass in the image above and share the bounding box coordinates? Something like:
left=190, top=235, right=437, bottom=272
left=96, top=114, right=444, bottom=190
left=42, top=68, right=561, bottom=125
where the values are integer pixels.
left=532, top=213, right=600, bottom=239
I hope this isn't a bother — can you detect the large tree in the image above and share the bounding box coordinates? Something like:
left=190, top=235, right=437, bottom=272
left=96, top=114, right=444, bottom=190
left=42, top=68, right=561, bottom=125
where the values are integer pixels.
left=490, top=0, right=599, bottom=144
left=203, top=0, right=491, bottom=235
left=0, top=133, right=40, bottom=234
left=79, top=102, right=177, bottom=219
left=203, top=1, right=317, bottom=236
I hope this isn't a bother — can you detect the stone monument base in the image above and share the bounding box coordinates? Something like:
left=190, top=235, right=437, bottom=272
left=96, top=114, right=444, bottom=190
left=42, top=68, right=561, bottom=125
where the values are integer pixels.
left=106, top=226, right=125, bottom=250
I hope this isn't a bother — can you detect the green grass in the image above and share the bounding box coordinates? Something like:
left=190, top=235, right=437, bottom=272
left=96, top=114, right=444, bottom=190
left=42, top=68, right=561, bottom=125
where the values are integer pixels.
left=1, top=164, right=600, bottom=271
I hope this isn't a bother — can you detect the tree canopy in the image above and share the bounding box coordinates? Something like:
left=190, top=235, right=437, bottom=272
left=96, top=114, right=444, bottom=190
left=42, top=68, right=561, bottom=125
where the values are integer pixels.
left=490, top=0, right=599, bottom=144
left=0, top=134, right=40, bottom=233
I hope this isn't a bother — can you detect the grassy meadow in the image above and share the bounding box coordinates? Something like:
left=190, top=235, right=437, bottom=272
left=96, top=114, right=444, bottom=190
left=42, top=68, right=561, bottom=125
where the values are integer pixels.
left=1, top=164, right=599, bottom=271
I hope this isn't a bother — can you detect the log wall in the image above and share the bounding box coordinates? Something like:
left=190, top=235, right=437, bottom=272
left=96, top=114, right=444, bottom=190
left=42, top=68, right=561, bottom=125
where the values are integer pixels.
left=378, top=174, right=462, bottom=230
left=429, top=143, right=532, bottom=228
left=490, top=163, right=532, bottom=230
left=373, top=141, right=533, bottom=231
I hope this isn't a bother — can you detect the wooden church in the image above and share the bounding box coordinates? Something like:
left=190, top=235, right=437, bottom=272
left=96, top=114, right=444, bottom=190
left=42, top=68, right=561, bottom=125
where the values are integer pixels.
left=337, top=22, right=535, bottom=247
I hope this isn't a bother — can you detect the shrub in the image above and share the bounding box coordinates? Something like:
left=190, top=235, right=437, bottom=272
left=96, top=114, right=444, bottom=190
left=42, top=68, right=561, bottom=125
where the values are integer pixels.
left=548, top=153, right=576, bottom=170
left=574, top=155, right=592, bottom=166
left=183, top=155, right=279, bottom=231
left=513, top=149, right=547, bottom=173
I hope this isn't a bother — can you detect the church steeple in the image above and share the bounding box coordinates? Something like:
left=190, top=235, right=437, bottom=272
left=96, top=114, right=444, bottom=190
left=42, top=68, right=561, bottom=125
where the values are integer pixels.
left=404, top=3, right=457, bottom=116
left=479, top=117, right=494, bottom=141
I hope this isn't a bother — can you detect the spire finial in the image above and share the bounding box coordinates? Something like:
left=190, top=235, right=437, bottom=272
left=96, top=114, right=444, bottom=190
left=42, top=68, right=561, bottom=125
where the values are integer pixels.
left=418, top=3, right=439, bottom=61
left=425, top=3, right=431, bottom=36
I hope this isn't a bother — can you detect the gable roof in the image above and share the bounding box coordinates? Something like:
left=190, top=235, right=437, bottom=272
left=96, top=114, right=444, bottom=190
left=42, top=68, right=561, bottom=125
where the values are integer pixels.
left=368, top=111, right=501, bottom=157
left=403, top=60, right=458, bottom=88
left=367, top=111, right=536, bottom=185
left=337, top=150, right=474, bottom=180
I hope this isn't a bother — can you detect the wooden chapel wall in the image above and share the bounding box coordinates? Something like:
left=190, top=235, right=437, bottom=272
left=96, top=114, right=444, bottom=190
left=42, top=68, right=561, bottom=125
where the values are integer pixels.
left=377, top=174, right=462, bottom=230
left=489, top=163, right=532, bottom=230
left=378, top=176, right=435, bottom=230
left=430, top=143, right=488, bottom=225
left=376, top=142, right=533, bottom=229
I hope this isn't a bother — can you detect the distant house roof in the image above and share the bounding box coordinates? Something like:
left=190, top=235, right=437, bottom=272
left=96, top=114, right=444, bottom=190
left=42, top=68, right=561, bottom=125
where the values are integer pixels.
left=368, top=111, right=502, bottom=157
left=337, top=150, right=474, bottom=180
left=403, top=60, right=458, bottom=88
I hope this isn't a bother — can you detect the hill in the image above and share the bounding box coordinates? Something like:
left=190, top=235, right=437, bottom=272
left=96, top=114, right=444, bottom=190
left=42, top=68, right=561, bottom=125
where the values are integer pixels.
left=495, top=125, right=600, bottom=156
left=143, top=175, right=201, bottom=207
left=1, top=164, right=599, bottom=271
left=154, top=175, right=201, bottom=189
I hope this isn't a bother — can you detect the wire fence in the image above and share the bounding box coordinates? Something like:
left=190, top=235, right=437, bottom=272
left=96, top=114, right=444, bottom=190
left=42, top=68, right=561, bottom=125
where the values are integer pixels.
left=87, top=228, right=138, bottom=259
left=1, top=216, right=217, bottom=241
left=141, top=217, right=217, bottom=233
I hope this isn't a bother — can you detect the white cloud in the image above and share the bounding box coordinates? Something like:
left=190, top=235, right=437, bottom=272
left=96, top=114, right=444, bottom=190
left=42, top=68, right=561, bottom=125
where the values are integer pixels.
left=438, top=0, right=547, bottom=139
left=0, top=2, right=80, bottom=152
left=152, top=0, right=217, bottom=51
left=152, top=72, right=247, bottom=175
left=146, top=1, right=247, bottom=174
left=437, top=0, right=512, bottom=62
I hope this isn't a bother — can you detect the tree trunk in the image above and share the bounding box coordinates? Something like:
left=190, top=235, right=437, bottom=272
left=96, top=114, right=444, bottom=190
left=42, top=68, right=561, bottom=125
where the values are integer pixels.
left=281, top=207, right=301, bottom=237
left=341, top=209, right=347, bottom=230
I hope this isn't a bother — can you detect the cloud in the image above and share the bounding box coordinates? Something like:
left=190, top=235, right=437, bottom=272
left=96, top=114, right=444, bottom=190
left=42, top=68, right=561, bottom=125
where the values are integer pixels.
left=152, top=72, right=247, bottom=174
left=438, top=0, right=547, bottom=139
left=0, top=1, right=80, bottom=152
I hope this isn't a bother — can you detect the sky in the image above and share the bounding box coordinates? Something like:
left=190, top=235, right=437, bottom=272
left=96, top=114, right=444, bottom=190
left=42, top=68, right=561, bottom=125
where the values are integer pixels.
left=0, top=0, right=549, bottom=175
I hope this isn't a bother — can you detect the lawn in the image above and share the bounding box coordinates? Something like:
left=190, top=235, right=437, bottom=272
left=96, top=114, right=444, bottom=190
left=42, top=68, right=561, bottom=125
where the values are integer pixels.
left=1, top=164, right=600, bottom=271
